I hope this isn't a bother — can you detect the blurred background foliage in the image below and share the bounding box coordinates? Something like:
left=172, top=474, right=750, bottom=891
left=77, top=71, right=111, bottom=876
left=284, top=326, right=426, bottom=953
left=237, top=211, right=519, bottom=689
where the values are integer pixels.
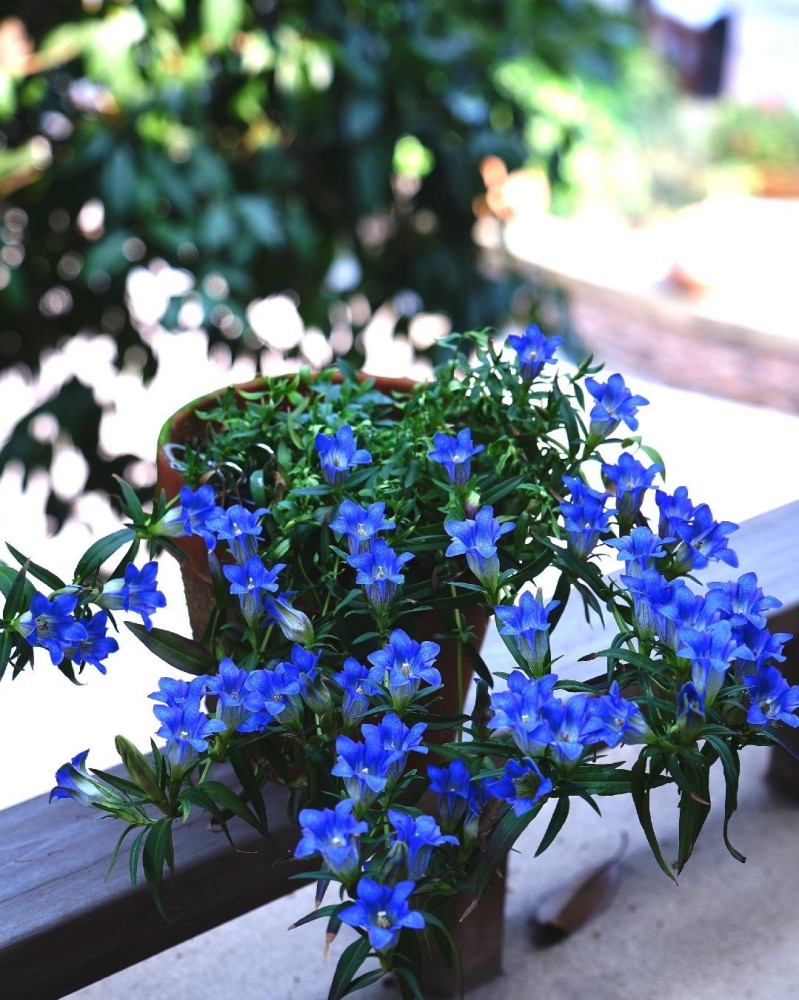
left=0, top=0, right=637, bottom=522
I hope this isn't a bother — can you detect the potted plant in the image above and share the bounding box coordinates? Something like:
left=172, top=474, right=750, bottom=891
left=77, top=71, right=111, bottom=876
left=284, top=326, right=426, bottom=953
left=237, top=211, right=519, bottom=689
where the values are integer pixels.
left=1, top=325, right=796, bottom=998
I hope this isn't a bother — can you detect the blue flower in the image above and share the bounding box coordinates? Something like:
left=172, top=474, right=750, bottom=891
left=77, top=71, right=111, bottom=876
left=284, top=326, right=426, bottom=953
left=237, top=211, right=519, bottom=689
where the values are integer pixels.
left=61, top=610, right=119, bottom=674
left=656, top=485, right=695, bottom=542
left=387, top=809, right=458, bottom=880
left=17, top=591, right=88, bottom=665
left=583, top=682, right=651, bottom=747
left=444, top=506, right=515, bottom=589
left=295, top=799, right=368, bottom=883
left=262, top=592, right=315, bottom=645
left=223, top=557, right=285, bottom=623
left=347, top=538, right=414, bottom=607
left=333, top=657, right=382, bottom=726
left=315, top=426, right=371, bottom=485
left=367, top=629, right=441, bottom=709
left=485, top=757, right=553, bottom=816
left=494, top=590, right=560, bottom=676
left=205, top=657, right=251, bottom=729
left=672, top=502, right=738, bottom=571
left=705, top=572, right=782, bottom=630
left=428, top=429, right=484, bottom=485
left=50, top=749, right=103, bottom=807
left=339, top=877, right=425, bottom=953
left=585, top=373, right=648, bottom=438
left=427, top=759, right=472, bottom=829
left=540, top=694, right=595, bottom=770
left=153, top=698, right=226, bottom=768
left=744, top=665, right=799, bottom=729
left=678, top=620, right=750, bottom=706
left=331, top=734, right=393, bottom=806
left=207, top=503, right=268, bottom=562
left=330, top=500, right=395, bottom=555
left=607, top=526, right=669, bottom=577
left=621, top=569, right=673, bottom=639
left=178, top=484, right=224, bottom=550
left=97, top=561, right=167, bottom=630
left=560, top=476, right=612, bottom=558
left=282, top=645, right=330, bottom=715
left=241, top=663, right=303, bottom=731
left=507, top=324, right=562, bottom=380
left=361, top=712, right=428, bottom=781
left=487, top=670, right=560, bottom=756
left=602, top=453, right=663, bottom=526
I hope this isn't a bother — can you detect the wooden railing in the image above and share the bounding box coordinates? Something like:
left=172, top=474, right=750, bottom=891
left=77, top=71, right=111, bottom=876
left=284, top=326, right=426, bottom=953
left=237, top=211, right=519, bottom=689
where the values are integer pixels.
left=2, top=501, right=797, bottom=1000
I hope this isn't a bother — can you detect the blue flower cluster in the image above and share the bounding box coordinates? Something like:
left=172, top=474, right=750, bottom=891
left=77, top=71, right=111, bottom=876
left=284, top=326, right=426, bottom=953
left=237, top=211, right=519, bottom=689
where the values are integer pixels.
left=16, top=561, right=166, bottom=673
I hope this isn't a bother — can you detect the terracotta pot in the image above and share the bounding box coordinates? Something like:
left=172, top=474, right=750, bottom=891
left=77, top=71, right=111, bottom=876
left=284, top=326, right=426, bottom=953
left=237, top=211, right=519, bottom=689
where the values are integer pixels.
left=155, top=373, right=488, bottom=714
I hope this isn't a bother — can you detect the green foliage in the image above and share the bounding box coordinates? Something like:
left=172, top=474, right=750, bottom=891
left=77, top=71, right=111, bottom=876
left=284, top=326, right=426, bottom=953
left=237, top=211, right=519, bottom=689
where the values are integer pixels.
left=0, top=0, right=631, bottom=519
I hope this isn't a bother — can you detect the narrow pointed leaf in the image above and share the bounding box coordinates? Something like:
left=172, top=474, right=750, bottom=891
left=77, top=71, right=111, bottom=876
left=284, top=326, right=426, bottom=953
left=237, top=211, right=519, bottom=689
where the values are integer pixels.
left=125, top=622, right=217, bottom=676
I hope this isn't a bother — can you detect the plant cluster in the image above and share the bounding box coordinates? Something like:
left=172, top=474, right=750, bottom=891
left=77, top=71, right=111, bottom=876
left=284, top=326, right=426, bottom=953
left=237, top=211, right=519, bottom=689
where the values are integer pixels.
left=1, top=326, right=797, bottom=998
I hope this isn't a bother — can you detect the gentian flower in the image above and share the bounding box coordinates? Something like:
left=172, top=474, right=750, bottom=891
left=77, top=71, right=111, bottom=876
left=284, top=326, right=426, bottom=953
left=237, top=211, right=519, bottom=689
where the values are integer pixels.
left=367, top=629, right=441, bottom=709
left=427, top=760, right=472, bottom=829
left=295, top=799, right=368, bottom=883
left=315, top=426, right=371, bottom=485
left=207, top=503, right=268, bottom=562
left=262, top=592, right=314, bottom=645
left=428, top=428, right=484, bottom=485
left=50, top=749, right=104, bottom=807
left=705, top=572, right=782, bottom=630
left=176, top=484, right=223, bottom=550
left=583, top=682, right=651, bottom=747
left=560, top=476, right=612, bottom=558
left=387, top=809, right=458, bottom=880
left=361, top=713, right=428, bottom=781
left=607, top=526, right=669, bottom=577
left=339, top=877, right=425, bottom=953
left=331, top=735, right=393, bottom=806
left=347, top=538, right=414, bottom=607
left=672, top=502, right=738, bottom=571
left=621, top=569, right=673, bottom=639
left=205, top=657, right=251, bottom=729
left=152, top=697, right=226, bottom=768
left=17, top=591, right=88, bottom=665
left=333, top=657, right=381, bottom=726
left=656, top=485, right=695, bottom=542
left=241, top=663, right=303, bottom=731
left=678, top=619, right=750, bottom=706
left=507, top=323, right=562, bottom=380
left=494, top=589, right=560, bottom=676
left=97, top=561, right=167, bottom=630
left=330, top=500, right=395, bottom=554
left=61, top=610, right=119, bottom=674
left=585, top=373, right=648, bottom=439
left=223, top=557, right=285, bottom=622
left=487, top=670, right=559, bottom=756
left=485, top=757, right=553, bottom=816
left=744, top=665, right=799, bottom=729
left=540, top=694, right=595, bottom=770
left=444, top=506, right=515, bottom=590
left=602, top=452, right=663, bottom=527
left=283, top=645, right=329, bottom=715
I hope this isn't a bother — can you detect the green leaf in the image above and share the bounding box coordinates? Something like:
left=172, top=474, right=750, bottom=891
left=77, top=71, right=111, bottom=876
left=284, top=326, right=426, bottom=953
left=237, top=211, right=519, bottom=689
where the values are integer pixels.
left=198, top=780, right=272, bottom=839
left=125, top=622, right=217, bottom=676
left=393, top=966, right=426, bottom=1000
left=535, top=795, right=570, bottom=857
left=4, top=543, right=66, bottom=591
left=74, top=529, right=137, bottom=582
left=229, top=748, right=269, bottom=830
left=114, top=476, right=146, bottom=524
left=328, top=935, right=371, bottom=1000
left=142, top=818, right=175, bottom=920
left=631, top=754, right=676, bottom=883
left=704, top=735, right=745, bottom=864
left=288, top=903, right=340, bottom=930
left=200, top=0, right=246, bottom=48
left=128, top=827, right=148, bottom=888
left=474, top=803, right=542, bottom=901
left=3, top=560, right=31, bottom=618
